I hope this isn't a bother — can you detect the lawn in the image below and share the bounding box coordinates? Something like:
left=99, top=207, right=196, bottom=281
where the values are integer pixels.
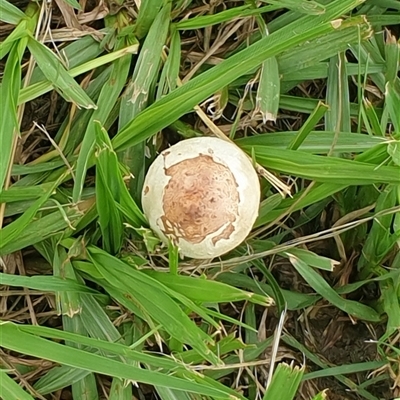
left=0, top=0, right=400, bottom=399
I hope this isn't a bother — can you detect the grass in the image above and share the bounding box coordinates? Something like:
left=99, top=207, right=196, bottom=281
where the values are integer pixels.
left=0, top=0, right=399, bottom=399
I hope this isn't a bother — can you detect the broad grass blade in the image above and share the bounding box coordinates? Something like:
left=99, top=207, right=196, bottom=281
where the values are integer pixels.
left=237, top=130, right=384, bottom=153
left=0, top=206, right=83, bottom=256
left=113, top=12, right=370, bottom=151
left=143, top=269, right=272, bottom=306
left=263, top=362, right=304, bottom=400
left=118, top=3, right=171, bottom=203
left=243, top=145, right=400, bottom=185
left=0, top=0, right=25, bottom=24
left=0, top=322, right=238, bottom=399
left=325, top=52, right=351, bottom=133
left=0, top=370, right=35, bottom=400
left=87, top=247, right=221, bottom=364
left=157, top=28, right=181, bottom=99
left=256, top=56, right=280, bottom=123
left=134, top=0, right=162, bottom=38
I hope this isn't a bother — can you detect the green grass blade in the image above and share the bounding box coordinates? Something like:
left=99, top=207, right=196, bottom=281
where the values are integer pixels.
left=0, top=19, right=28, bottom=60
left=0, top=370, right=35, bottom=400
left=157, top=28, right=181, bottom=99
left=325, top=52, right=351, bottom=133
left=312, top=390, right=328, bottom=400
left=95, top=122, right=124, bottom=254
left=59, top=0, right=81, bottom=10
left=0, top=322, right=239, bottom=399
left=0, top=272, right=101, bottom=295
left=0, top=173, right=65, bottom=249
left=134, top=0, right=162, bottom=38
left=86, top=247, right=220, bottom=364
left=287, top=254, right=381, bottom=321
left=113, top=13, right=370, bottom=151
left=0, top=0, right=25, bottom=24
left=263, top=0, right=326, bottom=15
left=0, top=40, right=23, bottom=191
left=72, top=51, right=132, bottom=202
left=237, top=130, right=385, bottom=153
left=216, top=271, right=317, bottom=310
left=34, top=366, right=92, bottom=395
left=252, top=258, right=286, bottom=313
left=27, top=37, right=96, bottom=109
left=358, top=185, right=398, bottom=275
left=18, top=43, right=138, bottom=105
left=168, top=241, right=179, bottom=274
left=385, top=82, right=400, bottom=133
left=282, top=334, right=379, bottom=400
left=52, top=245, right=99, bottom=400
left=14, top=321, right=184, bottom=370
left=287, top=102, right=329, bottom=150
left=118, top=3, right=171, bottom=203
left=143, top=270, right=272, bottom=305
left=256, top=56, right=280, bottom=122
left=362, top=99, right=384, bottom=136
left=175, top=5, right=276, bottom=30
left=263, top=363, right=304, bottom=400
left=282, top=248, right=339, bottom=271
left=0, top=206, right=83, bottom=256
left=243, top=145, right=400, bottom=185
left=303, top=360, right=387, bottom=381
left=0, top=182, right=55, bottom=203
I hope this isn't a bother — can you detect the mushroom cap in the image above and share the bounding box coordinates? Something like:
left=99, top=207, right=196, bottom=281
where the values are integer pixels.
left=141, top=137, right=260, bottom=259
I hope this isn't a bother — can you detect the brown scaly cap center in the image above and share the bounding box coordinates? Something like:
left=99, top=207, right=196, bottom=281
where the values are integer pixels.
left=160, top=154, right=239, bottom=245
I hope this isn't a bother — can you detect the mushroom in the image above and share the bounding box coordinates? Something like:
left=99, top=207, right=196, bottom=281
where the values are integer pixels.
left=141, top=137, right=260, bottom=259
